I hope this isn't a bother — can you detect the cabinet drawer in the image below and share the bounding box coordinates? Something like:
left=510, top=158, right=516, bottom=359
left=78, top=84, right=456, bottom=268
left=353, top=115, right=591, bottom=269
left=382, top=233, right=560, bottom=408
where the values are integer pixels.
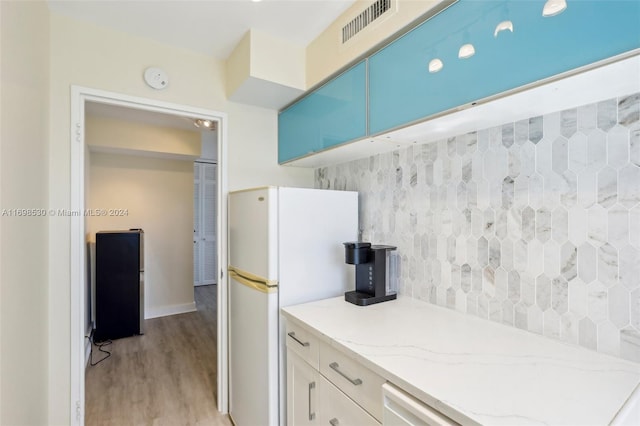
left=319, top=341, right=385, bottom=421
left=319, top=375, right=380, bottom=426
left=286, top=321, right=319, bottom=369
left=382, top=382, right=460, bottom=426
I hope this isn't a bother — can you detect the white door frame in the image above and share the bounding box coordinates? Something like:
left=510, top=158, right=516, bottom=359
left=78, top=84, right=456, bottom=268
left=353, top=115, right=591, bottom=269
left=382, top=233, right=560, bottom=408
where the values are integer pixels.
left=69, top=85, right=229, bottom=425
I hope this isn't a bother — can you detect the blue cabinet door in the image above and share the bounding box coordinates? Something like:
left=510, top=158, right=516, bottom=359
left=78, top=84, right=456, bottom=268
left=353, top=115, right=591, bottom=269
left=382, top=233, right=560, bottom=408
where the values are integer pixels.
left=369, top=0, right=640, bottom=135
left=278, top=61, right=367, bottom=164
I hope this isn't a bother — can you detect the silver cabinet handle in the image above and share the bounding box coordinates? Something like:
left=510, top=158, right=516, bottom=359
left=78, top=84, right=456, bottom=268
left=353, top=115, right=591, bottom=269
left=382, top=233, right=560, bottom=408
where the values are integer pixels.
left=308, top=381, right=316, bottom=421
left=329, top=362, right=362, bottom=386
left=329, top=418, right=339, bottom=426
left=287, top=331, right=310, bottom=347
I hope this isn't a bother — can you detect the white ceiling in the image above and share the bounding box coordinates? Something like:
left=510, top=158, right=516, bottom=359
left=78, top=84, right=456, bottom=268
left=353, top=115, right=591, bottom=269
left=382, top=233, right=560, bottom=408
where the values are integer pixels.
left=47, top=0, right=356, bottom=60
left=61, top=0, right=356, bottom=132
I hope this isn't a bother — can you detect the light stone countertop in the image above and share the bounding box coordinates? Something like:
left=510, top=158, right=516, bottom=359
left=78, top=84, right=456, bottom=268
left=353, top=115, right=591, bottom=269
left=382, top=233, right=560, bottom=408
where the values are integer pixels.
left=281, top=296, right=640, bottom=426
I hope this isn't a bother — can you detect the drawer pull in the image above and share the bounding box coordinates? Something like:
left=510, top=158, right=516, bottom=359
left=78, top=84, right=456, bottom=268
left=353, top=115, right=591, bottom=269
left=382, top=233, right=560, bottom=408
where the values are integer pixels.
left=329, top=418, right=339, bottom=426
left=329, top=362, right=363, bottom=386
left=308, top=381, right=316, bottom=421
left=288, top=331, right=310, bottom=347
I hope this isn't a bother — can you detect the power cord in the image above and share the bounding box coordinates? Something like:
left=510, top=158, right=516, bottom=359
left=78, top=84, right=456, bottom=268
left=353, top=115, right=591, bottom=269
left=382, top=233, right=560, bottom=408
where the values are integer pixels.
left=86, top=329, right=112, bottom=366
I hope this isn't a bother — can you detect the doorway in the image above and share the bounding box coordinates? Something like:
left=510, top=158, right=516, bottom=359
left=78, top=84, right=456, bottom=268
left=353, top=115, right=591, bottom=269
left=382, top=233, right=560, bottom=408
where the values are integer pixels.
left=70, top=86, right=229, bottom=425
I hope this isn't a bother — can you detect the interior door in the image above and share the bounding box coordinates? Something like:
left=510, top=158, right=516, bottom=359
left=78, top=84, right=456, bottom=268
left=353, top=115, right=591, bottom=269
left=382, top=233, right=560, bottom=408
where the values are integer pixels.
left=194, top=161, right=217, bottom=286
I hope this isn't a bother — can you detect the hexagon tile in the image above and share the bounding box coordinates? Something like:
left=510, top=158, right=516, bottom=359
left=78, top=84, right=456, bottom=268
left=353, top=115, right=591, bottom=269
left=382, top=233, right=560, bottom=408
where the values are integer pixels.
left=316, top=91, right=640, bottom=363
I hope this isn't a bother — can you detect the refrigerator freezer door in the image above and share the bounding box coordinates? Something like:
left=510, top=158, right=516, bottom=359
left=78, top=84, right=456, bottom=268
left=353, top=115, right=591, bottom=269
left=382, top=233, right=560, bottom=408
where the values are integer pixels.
left=229, top=187, right=278, bottom=282
left=229, top=274, right=279, bottom=426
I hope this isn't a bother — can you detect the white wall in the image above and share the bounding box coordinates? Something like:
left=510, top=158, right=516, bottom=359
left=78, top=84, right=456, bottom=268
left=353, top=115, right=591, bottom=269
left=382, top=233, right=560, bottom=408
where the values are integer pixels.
left=88, top=152, right=195, bottom=318
left=86, top=116, right=202, bottom=159
left=85, top=114, right=201, bottom=323
left=86, top=116, right=201, bottom=321
left=201, top=131, right=217, bottom=161
left=48, top=13, right=313, bottom=424
left=0, top=1, right=50, bottom=423
left=226, top=103, right=309, bottom=190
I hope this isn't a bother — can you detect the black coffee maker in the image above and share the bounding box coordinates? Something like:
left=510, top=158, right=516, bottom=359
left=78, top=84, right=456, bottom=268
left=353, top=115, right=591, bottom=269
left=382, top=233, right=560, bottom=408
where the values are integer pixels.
left=343, top=242, right=398, bottom=306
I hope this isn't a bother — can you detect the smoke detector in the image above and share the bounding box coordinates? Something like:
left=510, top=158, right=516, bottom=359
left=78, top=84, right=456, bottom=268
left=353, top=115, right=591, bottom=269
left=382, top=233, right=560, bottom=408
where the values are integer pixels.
left=143, top=67, right=169, bottom=90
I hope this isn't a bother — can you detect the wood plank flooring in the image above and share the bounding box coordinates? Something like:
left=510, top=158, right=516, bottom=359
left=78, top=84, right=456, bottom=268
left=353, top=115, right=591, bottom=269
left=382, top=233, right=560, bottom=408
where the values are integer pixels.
left=85, top=285, right=231, bottom=426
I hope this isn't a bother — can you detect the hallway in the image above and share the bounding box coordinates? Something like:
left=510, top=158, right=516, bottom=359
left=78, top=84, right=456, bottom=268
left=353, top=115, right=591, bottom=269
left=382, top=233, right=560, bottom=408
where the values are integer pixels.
left=85, top=285, right=230, bottom=425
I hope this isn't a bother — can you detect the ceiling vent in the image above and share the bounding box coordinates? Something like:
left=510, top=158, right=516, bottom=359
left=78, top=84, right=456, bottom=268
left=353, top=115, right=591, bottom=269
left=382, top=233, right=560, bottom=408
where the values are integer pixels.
left=341, top=0, right=396, bottom=44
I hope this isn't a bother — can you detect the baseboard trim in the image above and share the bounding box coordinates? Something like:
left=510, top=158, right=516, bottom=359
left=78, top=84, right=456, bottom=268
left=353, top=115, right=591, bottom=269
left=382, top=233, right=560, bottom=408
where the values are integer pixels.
left=145, top=302, right=197, bottom=319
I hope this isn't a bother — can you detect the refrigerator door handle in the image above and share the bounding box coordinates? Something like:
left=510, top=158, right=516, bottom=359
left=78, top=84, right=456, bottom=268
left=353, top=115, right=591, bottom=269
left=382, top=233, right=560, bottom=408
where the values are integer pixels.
left=229, top=266, right=278, bottom=293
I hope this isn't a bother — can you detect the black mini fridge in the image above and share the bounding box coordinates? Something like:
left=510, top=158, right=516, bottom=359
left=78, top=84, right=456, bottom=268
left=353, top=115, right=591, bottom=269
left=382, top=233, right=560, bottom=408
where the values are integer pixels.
left=94, top=229, right=144, bottom=342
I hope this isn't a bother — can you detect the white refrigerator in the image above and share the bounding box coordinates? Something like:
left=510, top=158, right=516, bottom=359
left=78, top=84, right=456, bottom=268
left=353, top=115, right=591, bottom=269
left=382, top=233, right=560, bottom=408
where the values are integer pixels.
left=228, top=187, right=358, bottom=426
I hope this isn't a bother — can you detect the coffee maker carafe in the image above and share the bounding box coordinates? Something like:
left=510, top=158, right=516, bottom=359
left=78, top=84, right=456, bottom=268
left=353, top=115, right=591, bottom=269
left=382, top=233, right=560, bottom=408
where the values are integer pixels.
left=343, top=242, right=398, bottom=306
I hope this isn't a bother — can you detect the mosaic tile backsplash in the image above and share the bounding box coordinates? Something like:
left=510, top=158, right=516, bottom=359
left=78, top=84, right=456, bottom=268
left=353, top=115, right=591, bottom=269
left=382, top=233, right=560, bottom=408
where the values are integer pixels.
left=316, top=93, right=640, bottom=362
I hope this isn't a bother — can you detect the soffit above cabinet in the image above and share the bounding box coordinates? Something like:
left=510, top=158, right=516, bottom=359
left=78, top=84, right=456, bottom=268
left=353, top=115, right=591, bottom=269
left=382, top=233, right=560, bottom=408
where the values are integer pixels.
left=226, top=29, right=306, bottom=110
left=228, top=77, right=305, bottom=111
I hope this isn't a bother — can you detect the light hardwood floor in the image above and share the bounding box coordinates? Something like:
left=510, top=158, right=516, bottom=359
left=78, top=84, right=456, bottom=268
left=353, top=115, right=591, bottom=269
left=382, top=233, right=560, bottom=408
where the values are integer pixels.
left=85, top=285, right=231, bottom=426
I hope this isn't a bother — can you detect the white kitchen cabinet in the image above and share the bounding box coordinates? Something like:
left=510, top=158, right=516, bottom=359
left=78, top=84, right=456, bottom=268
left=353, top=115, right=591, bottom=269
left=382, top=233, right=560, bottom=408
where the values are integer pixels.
left=286, top=325, right=456, bottom=426
left=287, top=350, right=319, bottom=426
left=286, top=321, right=382, bottom=426
left=319, top=340, right=384, bottom=422
left=287, top=323, right=458, bottom=426
left=286, top=321, right=320, bottom=369
left=319, top=375, right=379, bottom=426
left=283, top=297, right=640, bottom=425
left=286, top=319, right=457, bottom=426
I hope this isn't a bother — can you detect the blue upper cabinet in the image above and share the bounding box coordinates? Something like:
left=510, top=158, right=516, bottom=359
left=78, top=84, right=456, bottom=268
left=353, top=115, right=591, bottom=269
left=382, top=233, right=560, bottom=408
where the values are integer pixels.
left=369, top=0, right=640, bottom=135
left=278, top=61, right=367, bottom=164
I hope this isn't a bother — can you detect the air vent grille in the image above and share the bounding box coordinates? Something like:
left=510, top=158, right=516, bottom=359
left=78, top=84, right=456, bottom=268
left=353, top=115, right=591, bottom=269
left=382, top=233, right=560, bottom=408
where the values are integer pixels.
left=342, top=0, right=393, bottom=44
